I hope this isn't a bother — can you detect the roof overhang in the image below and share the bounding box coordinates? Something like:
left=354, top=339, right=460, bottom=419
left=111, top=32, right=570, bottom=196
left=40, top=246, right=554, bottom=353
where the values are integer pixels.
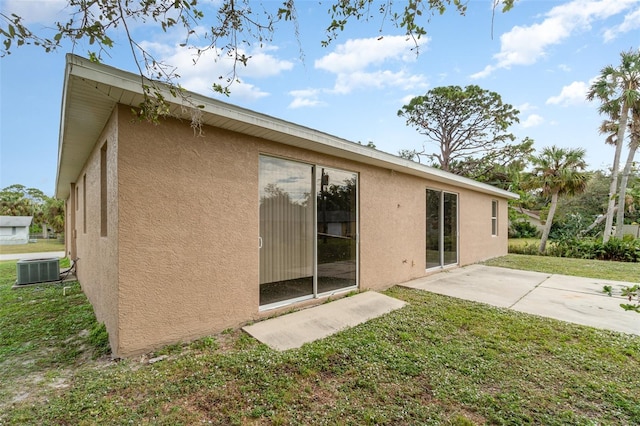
left=55, top=54, right=519, bottom=201
left=0, top=216, right=33, bottom=227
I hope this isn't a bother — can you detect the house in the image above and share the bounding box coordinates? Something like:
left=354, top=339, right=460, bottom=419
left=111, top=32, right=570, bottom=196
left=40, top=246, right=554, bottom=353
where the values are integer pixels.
left=56, top=55, right=518, bottom=357
left=510, top=207, right=544, bottom=235
left=0, top=216, right=33, bottom=245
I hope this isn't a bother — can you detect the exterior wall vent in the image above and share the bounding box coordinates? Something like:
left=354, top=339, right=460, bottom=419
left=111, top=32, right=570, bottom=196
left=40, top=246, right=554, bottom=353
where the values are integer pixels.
left=16, top=258, right=60, bottom=285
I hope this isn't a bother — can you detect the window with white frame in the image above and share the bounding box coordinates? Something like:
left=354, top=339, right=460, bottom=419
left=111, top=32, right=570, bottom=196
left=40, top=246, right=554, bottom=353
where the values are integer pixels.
left=491, top=200, right=498, bottom=236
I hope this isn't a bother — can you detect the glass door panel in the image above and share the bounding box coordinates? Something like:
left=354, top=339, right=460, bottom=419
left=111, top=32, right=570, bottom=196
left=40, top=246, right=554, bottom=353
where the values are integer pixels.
left=259, top=156, right=314, bottom=306
left=317, top=168, right=357, bottom=294
left=426, top=189, right=458, bottom=269
left=443, top=192, right=458, bottom=266
left=426, top=189, right=441, bottom=269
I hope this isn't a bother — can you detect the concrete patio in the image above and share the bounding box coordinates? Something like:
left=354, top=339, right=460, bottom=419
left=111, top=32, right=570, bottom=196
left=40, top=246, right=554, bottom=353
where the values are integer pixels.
left=244, top=264, right=639, bottom=350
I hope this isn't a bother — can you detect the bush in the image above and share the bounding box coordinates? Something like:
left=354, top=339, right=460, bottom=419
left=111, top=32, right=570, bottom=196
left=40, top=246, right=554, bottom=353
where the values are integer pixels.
left=547, top=236, right=640, bottom=262
left=508, top=241, right=541, bottom=255
left=600, top=237, right=640, bottom=262
left=509, top=221, right=540, bottom=238
left=548, top=213, right=590, bottom=241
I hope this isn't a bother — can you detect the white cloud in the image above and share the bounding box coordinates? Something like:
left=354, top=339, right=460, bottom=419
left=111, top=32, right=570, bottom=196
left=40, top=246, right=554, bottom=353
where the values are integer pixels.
left=288, top=89, right=325, bottom=109
left=308, top=35, right=429, bottom=98
left=138, top=39, right=292, bottom=101
left=558, top=64, right=572, bottom=72
left=546, top=81, right=590, bottom=106
left=521, top=114, right=544, bottom=128
left=470, top=65, right=496, bottom=80
left=137, top=40, right=178, bottom=58
left=314, top=35, right=424, bottom=74
left=517, top=102, right=537, bottom=113
left=472, top=0, right=638, bottom=79
left=239, top=47, right=295, bottom=79
left=288, top=97, right=325, bottom=109
left=603, top=6, right=640, bottom=41
left=332, top=70, right=428, bottom=95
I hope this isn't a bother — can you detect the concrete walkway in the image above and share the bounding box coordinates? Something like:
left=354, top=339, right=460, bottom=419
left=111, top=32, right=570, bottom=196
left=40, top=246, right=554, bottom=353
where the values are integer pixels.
left=243, top=292, right=406, bottom=351
left=0, top=251, right=66, bottom=261
left=403, top=264, right=640, bottom=336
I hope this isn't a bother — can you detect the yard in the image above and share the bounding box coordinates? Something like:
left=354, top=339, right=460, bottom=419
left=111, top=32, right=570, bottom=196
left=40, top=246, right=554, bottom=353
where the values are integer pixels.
left=0, top=239, right=65, bottom=255
left=1, top=256, right=639, bottom=425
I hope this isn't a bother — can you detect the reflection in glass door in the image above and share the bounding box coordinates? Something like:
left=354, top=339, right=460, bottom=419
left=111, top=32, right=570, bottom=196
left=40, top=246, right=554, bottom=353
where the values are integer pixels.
left=426, top=189, right=458, bottom=269
left=259, top=156, right=314, bottom=306
left=317, top=168, right=357, bottom=294
left=259, top=156, right=358, bottom=308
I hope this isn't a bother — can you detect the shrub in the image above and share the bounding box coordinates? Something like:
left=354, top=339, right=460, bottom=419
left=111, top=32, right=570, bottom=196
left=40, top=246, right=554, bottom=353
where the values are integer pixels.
left=600, top=237, right=640, bottom=262
left=546, top=236, right=640, bottom=262
left=509, top=221, right=540, bottom=238
left=508, top=241, right=541, bottom=255
left=548, top=213, right=590, bottom=241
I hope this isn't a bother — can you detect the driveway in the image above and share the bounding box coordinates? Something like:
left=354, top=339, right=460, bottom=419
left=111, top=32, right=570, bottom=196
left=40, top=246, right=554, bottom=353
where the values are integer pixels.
left=403, top=264, right=640, bottom=336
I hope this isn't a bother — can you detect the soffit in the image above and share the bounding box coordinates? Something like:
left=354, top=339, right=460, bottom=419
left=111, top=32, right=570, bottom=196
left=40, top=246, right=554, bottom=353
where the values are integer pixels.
left=55, top=55, right=518, bottom=201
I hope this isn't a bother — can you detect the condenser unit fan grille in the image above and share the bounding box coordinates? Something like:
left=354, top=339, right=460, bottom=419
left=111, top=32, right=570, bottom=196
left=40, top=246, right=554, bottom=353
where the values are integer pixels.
left=16, top=258, right=60, bottom=285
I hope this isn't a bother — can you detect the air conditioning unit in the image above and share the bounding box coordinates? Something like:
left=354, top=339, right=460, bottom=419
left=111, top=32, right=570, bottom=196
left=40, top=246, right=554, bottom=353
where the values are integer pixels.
left=16, top=258, right=60, bottom=285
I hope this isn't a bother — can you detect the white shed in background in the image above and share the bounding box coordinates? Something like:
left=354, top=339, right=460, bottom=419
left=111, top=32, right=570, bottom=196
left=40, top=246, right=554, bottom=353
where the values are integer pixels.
left=0, top=216, right=33, bottom=245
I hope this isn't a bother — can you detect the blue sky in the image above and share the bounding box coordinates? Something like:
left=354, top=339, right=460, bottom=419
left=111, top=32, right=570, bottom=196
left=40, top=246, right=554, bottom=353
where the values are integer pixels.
left=1, top=0, right=639, bottom=196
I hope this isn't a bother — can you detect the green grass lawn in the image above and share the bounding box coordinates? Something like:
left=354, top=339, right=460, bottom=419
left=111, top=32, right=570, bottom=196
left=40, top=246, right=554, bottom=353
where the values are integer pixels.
left=485, top=254, right=640, bottom=283
left=0, top=239, right=65, bottom=254
left=1, top=256, right=639, bottom=425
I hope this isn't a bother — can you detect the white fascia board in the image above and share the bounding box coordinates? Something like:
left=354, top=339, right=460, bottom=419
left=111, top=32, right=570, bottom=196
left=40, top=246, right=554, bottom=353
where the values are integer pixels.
left=54, top=58, right=74, bottom=199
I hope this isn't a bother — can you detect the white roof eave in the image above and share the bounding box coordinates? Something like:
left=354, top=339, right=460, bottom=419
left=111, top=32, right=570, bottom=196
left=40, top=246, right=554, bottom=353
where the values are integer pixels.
left=55, top=54, right=519, bottom=201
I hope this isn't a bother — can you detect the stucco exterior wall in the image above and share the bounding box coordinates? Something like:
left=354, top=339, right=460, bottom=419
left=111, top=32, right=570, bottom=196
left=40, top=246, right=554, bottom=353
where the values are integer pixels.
left=104, top=105, right=509, bottom=356
left=116, top=106, right=259, bottom=356
left=68, top=108, right=120, bottom=353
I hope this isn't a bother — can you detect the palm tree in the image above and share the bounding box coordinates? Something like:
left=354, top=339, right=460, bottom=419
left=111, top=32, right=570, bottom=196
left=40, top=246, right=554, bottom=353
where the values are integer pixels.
left=615, top=101, right=640, bottom=237
left=523, top=146, right=588, bottom=253
left=587, top=49, right=640, bottom=242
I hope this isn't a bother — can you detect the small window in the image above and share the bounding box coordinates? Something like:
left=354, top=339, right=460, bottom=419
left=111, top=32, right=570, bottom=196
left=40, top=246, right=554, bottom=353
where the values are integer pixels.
left=491, top=200, right=498, bottom=236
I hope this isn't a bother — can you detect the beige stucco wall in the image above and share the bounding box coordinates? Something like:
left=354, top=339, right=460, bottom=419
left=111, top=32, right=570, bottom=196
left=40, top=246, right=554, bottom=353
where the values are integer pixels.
left=115, top=106, right=259, bottom=356
left=72, top=104, right=509, bottom=357
left=68, top=107, right=120, bottom=353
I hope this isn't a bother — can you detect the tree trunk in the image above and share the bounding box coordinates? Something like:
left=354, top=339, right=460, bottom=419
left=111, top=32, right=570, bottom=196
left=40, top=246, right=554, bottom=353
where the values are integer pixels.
left=580, top=206, right=618, bottom=235
left=615, top=139, right=639, bottom=238
left=539, top=191, right=559, bottom=254
left=603, top=103, right=630, bottom=243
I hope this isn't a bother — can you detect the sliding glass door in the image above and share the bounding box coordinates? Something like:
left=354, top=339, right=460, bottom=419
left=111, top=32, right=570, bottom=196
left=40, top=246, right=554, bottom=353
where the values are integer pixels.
left=259, top=156, right=358, bottom=308
left=317, top=167, right=357, bottom=294
left=426, top=189, right=458, bottom=269
left=259, top=157, right=314, bottom=306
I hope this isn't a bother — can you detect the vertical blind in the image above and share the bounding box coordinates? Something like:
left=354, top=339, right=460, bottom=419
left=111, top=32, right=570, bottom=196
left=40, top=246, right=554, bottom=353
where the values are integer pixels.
left=259, top=156, right=314, bottom=285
